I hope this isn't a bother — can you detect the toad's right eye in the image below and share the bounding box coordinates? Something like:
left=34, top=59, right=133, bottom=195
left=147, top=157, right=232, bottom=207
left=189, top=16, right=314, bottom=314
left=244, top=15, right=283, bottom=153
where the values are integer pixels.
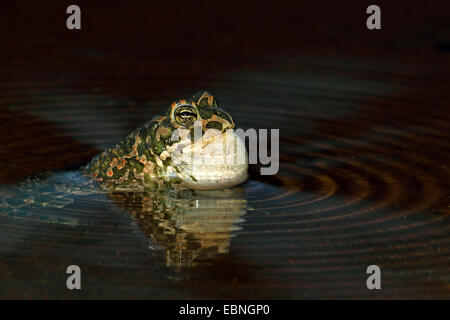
left=174, top=105, right=198, bottom=127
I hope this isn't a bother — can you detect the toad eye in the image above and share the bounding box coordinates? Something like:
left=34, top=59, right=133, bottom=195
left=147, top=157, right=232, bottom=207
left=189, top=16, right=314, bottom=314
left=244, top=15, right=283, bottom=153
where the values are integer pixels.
left=179, top=111, right=196, bottom=118
left=174, top=105, right=198, bottom=127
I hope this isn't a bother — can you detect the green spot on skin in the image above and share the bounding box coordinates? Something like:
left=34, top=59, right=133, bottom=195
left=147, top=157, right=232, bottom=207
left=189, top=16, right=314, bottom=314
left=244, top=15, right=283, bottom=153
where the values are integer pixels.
left=132, top=160, right=145, bottom=173
left=145, top=180, right=158, bottom=191
left=198, top=98, right=209, bottom=107
left=117, top=147, right=127, bottom=156
left=163, top=181, right=173, bottom=189
left=144, top=151, right=155, bottom=162
left=198, top=107, right=213, bottom=119
left=206, top=121, right=223, bottom=131
left=137, top=142, right=147, bottom=155
left=152, top=141, right=164, bottom=155
left=113, top=167, right=125, bottom=178
left=170, top=177, right=182, bottom=184
left=163, top=158, right=172, bottom=168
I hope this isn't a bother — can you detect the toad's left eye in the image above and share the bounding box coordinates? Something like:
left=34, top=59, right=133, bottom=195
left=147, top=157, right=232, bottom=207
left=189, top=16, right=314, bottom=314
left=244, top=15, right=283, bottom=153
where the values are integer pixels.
left=174, top=105, right=197, bottom=126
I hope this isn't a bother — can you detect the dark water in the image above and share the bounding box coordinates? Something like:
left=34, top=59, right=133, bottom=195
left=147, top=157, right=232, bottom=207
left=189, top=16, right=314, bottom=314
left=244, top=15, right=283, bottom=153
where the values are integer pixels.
left=1, top=170, right=249, bottom=270
left=0, top=56, right=449, bottom=299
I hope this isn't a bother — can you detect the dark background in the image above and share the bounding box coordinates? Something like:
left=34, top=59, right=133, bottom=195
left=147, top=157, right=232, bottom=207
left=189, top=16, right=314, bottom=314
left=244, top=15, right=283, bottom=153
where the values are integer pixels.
left=1, top=0, right=448, bottom=181
left=0, top=1, right=449, bottom=299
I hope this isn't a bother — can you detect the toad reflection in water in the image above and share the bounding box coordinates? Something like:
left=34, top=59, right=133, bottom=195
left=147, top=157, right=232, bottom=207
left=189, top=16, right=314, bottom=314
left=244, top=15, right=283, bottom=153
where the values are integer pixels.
left=110, top=187, right=247, bottom=269
left=0, top=171, right=248, bottom=269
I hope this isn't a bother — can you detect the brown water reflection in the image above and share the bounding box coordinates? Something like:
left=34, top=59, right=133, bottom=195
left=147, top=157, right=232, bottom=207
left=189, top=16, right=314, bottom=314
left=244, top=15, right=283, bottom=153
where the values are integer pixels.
left=0, top=169, right=248, bottom=272
left=110, top=188, right=247, bottom=270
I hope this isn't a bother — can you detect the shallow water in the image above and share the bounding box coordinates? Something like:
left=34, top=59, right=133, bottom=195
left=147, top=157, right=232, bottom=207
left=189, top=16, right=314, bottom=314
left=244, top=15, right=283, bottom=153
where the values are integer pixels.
left=0, top=56, right=449, bottom=298
left=1, top=171, right=249, bottom=271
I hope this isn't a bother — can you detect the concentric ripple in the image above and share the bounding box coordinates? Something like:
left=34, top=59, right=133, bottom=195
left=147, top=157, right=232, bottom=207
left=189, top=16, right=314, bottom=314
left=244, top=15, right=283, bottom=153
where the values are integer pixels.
left=0, top=57, right=449, bottom=299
